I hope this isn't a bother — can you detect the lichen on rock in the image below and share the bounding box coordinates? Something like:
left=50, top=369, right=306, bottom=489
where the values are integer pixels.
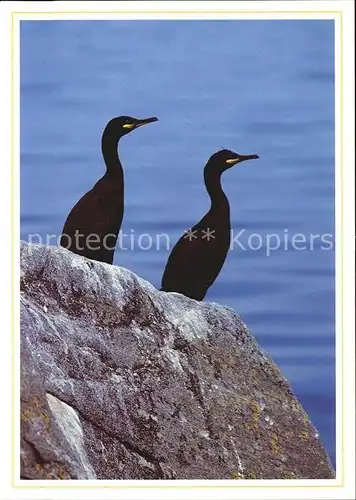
left=20, top=241, right=335, bottom=480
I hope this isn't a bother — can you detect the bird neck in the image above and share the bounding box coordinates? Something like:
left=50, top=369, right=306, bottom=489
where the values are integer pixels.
left=101, top=133, right=124, bottom=180
left=204, top=168, right=229, bottom=211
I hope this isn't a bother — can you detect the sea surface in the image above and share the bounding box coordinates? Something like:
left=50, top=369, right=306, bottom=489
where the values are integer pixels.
left=20, top=20, right=335, bottom=467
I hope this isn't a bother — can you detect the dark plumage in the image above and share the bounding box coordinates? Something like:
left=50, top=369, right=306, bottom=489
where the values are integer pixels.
left=60, top=115, right=158, bottom=264
left=161, top=149, right=259, bottom=300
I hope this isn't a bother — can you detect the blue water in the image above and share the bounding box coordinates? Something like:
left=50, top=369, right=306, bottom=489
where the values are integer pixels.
left=20, top=20, right=335, bottom=467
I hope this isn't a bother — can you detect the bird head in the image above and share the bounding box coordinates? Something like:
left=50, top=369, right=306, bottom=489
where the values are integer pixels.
left=104, top=115, right=158, bottom=138
left=208, top=149, right=260, bottom=173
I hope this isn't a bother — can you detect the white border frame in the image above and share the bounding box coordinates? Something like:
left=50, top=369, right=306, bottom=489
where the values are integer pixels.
left=0, top=1, right=354, bottom=499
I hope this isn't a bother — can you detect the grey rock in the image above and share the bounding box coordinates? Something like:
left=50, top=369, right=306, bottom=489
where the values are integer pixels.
left=20, top=241, right=335, bottom=480
left=20, top=333, right=95, bottom=479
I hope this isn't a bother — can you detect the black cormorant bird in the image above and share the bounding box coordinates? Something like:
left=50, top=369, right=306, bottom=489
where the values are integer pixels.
left=60, top=115, right=158, bottom=264
left=161, top=149, right=259, bottom=300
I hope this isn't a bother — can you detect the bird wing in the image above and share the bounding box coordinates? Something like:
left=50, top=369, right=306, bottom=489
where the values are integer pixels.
left=162, top=215, right=224, bottom=298
left=61, top=180, right=122, bottom=239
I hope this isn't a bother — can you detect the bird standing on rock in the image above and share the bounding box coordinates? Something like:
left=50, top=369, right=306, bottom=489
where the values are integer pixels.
left=161, top=149, right=259, bottom=301
left=60, top=115, right=158, bottom=264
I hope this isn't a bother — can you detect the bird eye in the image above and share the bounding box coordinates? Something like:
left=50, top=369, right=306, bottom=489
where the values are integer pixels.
left=122, top=122, right=135, bottom=129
